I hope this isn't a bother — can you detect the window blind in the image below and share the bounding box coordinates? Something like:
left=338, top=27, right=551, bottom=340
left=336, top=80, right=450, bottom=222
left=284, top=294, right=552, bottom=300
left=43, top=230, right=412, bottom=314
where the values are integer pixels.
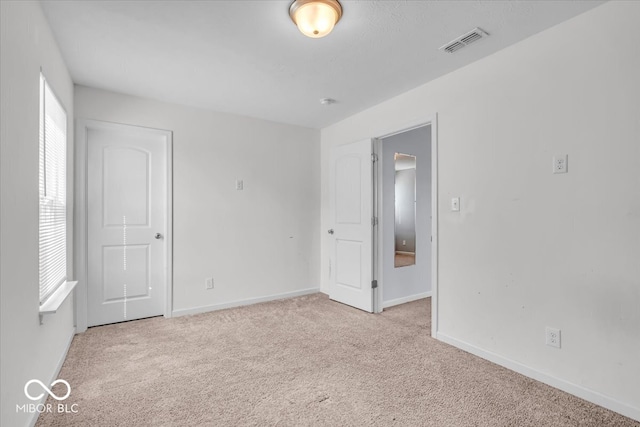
left=39, top=74, right=67, bottom=304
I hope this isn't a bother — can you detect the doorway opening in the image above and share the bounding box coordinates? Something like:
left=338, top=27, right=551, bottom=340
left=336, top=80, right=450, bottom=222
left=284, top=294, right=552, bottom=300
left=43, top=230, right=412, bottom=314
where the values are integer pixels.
left=380, top=125, right=431, bottom=308
left=373, top=119, right=437, bottom=336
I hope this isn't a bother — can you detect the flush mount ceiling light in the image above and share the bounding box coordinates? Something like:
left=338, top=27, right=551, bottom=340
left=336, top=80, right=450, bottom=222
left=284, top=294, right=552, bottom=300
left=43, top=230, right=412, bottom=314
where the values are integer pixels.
left=289, top=0, right=343, bottom=38
left=320, top=97, right=336, bottom=105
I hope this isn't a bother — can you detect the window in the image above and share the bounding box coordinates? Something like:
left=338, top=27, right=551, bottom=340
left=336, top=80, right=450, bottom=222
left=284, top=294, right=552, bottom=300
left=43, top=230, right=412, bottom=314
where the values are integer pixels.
left=39, top=74, right=67, bottom=304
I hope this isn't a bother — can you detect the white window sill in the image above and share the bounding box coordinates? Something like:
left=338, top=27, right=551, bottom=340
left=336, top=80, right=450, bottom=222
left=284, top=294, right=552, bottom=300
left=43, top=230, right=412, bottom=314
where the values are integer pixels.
left=39, top=280, right=77, bottom=324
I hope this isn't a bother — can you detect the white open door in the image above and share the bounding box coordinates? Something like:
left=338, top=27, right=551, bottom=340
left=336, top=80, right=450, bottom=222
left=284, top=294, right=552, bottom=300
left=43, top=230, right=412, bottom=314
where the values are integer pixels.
left=329, top=139, right=374, bottom=312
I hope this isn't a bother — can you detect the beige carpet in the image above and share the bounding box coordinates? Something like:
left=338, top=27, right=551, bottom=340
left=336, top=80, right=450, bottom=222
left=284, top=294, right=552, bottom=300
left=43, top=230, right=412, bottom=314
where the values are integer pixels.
left=37, top=294, right=637, bottom=427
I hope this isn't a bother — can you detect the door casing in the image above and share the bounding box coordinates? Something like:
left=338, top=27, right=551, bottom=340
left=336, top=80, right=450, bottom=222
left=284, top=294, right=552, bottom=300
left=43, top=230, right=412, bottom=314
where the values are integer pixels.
left=372, top=115, right=438, bottom=338
left=74, top=119, right=173, bottom=333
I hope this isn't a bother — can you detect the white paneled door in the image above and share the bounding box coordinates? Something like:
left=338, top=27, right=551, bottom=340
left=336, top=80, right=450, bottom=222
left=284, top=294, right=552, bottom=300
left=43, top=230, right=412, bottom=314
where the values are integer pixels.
left=86, top=122, right=168, bottom=327
left=329, top=139, right=374, bottom=312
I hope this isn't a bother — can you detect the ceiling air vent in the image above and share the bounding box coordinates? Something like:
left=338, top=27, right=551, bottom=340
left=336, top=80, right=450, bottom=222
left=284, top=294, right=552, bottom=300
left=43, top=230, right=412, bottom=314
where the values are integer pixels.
left=440, top=28, right=489, bottom=53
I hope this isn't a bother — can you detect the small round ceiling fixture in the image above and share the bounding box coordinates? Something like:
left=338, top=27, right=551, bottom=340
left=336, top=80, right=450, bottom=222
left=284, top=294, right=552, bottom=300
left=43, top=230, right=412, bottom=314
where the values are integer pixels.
left=320, top=98, right=336, bottom=106
left=289, top=0, right=343, bottom=38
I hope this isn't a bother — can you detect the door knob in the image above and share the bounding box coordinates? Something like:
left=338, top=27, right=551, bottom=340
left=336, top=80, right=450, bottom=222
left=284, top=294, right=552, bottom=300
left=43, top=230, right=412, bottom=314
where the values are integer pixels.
left=327, top=229, right=334, bottom=235
left=155, top=233, right=163, bottom=239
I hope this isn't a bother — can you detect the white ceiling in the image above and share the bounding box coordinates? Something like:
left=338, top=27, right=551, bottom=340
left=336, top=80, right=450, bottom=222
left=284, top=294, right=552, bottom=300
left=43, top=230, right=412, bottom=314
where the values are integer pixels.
left=41, top=0, right=604, bottom=129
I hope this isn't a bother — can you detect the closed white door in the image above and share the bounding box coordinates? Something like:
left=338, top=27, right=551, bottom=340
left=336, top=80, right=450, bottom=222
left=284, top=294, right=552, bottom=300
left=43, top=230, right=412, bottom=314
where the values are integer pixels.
left=86, top=122, right=168, bottom=327
left=329, top=139, right=374, bottom=312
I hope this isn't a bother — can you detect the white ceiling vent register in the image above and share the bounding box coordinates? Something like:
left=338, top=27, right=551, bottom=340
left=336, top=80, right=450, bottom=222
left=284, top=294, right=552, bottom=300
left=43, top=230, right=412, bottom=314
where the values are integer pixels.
left=439, top=28, right=489, bottom=53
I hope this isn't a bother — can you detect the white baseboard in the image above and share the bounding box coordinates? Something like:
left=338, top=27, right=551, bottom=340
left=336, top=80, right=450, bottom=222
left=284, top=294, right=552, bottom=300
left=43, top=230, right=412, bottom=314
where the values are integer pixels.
left=436, top=332, right=640, bottom=422
left=172, top=287, right=320, bottom=317
left=383, top=292, right=431, bottom=309
left=29, top=327, right=76, bottom=427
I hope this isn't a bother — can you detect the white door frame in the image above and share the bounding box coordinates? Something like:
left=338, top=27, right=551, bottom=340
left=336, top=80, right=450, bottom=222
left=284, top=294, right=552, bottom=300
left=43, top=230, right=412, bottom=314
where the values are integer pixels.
left=74, top=119, right=173, bottom=333
left=373, top=114, right=438, bottom=338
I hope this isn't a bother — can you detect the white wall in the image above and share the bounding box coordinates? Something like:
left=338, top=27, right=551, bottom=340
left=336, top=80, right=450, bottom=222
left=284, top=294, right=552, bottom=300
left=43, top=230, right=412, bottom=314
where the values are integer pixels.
left=381, top=127, right=431, bottom=305
left=74, top=86, right=321, bottom=315
left=0, top=2, right=76, bottom=426
left=321, top=1, right=640, bottom=420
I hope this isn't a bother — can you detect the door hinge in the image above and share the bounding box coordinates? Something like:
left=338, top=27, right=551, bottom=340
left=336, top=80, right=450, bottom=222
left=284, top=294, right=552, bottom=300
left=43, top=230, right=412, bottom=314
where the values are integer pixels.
left=372, top=216, right=378, bottom=226
left=371, top=153, right=378, bottom=162
left=371, top=280, right=378, bottom=289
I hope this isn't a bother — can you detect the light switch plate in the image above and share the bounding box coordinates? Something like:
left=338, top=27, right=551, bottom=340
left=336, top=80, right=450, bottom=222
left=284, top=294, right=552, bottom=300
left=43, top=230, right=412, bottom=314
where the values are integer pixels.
left=451, top=197, right=460, bottom=212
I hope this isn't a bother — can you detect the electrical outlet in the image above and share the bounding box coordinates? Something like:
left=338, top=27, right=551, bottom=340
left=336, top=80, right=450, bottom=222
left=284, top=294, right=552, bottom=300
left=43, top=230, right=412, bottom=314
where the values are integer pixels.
left=402, top=240, right=406, bottom=246
left=205, top=278, right=214, bottom=290
left=553, top=155, right=568, bottom=174
left=545, top=327, right=561, bottom=348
